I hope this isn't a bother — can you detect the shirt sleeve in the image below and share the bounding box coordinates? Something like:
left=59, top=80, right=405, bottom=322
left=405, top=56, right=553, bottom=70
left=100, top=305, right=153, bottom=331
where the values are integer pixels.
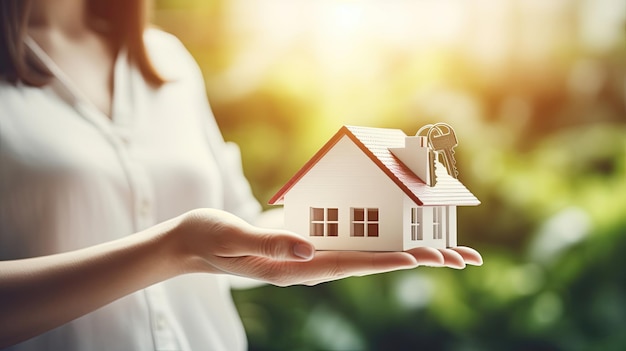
left=201, top=113, right=263, bottom=224
left=147, top=28, right=263, bottom=224
left=146, top=30, right=267, bottom=290
left=186, top=53, right=262, bottom=224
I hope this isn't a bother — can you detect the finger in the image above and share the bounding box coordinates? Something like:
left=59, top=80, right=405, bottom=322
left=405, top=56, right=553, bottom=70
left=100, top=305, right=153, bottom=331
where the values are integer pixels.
left=322, top=250, right=419, bottom=276
left=303, top=248, right=445, bottom=286
left=219, top=250, right=419, bottom=286
left=438, top=248, right=465, bottom=269
left=450, top=246, right=483, bottom=266
left=301, top=273, right=359, bottom=286
left=214, top=227, right=315, bottom=261
left=405, top=247, right=445, bottom=267
left=286, top=251, right=419, bottom=286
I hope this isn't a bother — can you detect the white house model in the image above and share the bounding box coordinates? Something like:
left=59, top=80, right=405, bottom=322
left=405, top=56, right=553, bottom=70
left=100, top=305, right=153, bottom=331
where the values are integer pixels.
left=268, top=124, right=480, bottom=251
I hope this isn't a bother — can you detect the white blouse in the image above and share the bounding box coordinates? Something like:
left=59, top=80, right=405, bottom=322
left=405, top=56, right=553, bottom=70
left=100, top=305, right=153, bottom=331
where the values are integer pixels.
left=0, top=29, right=262, bottom=350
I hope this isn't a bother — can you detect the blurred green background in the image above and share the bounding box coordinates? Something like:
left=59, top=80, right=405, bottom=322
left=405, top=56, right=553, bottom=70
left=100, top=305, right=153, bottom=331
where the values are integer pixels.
left=154, top=1, right=626, bottom=350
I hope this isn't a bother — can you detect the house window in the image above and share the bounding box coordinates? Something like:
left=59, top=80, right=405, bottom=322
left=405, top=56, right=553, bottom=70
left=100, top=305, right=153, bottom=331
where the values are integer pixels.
left=433, top=206, right=443, bottom=239
left=351, top=208, right=379, bottom=237
left=411, top=207, right=423, bottom=240
left=310, top=208, right=338, bottom=237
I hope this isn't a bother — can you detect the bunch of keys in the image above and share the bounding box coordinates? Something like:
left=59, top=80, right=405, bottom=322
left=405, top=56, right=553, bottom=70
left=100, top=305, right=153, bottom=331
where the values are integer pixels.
left=416, top=123, right=460, bottom=185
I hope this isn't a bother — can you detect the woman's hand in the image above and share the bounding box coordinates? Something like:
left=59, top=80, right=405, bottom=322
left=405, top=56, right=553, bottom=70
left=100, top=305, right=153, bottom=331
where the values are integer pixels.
left=0, top=208, right=482, bottom=347
left=171, top=208, right=482, bottom=286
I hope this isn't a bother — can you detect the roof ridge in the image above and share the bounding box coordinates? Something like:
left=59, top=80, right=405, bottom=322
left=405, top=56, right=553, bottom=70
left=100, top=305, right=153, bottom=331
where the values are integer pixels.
left=268, top=125, right=480, bottom=206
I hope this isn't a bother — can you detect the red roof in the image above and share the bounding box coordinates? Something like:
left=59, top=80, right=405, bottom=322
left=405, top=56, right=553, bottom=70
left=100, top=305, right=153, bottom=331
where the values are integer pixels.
left=269, top=125, right=480, bottom=206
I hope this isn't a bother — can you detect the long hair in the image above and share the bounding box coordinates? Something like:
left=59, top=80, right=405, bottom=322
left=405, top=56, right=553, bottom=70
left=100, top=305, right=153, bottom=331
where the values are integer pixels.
left=0, top=0, right=165, bottom=87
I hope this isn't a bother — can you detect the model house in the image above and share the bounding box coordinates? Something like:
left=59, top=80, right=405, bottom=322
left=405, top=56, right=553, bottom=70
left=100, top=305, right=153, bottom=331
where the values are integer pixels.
left=268, top=125, right=480, bottom=251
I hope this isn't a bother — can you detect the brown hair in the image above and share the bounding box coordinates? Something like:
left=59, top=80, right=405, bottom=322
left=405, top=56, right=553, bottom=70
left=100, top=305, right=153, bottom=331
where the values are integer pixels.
left=0, top=0, right=165, bottom=86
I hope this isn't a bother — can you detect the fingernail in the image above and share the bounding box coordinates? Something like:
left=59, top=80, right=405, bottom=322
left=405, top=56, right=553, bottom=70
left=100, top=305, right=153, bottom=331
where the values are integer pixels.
left=293, top=243, right=314, bottom=260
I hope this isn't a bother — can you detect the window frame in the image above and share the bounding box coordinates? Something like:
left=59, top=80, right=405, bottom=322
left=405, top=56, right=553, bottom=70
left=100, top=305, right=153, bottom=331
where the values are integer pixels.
left=433, top=206, right=443, bottom=240
left=410, top=207, right=423, bottom=240
left=310, top=207, right=339, bottom=237
left=351, top=208, right=379, bottom=237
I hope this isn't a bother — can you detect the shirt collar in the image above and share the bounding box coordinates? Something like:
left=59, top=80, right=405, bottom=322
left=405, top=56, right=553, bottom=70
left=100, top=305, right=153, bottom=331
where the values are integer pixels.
left=23, top=36, right=130, bottom=128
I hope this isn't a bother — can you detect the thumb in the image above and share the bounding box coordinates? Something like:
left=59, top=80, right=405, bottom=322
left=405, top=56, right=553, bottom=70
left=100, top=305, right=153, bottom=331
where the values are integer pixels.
left=220, top=227, right=315, bottom=261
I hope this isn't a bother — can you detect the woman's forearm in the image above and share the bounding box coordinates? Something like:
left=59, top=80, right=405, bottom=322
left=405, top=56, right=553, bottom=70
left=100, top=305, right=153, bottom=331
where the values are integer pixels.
left=0, top=217, right=186, bottom=348
left=0, top=207, right=475, bottom=348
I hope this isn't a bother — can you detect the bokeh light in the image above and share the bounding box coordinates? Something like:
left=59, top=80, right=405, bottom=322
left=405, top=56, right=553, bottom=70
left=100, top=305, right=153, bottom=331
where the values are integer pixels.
left=155, top=0, right=626, bottom=349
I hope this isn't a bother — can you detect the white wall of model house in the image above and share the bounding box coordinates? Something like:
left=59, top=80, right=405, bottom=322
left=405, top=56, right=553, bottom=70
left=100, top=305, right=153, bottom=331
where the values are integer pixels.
left=400, top=196, right=457, bottom=250
left=391, top=136, right=458, bottom=250
left=283, top=134, right=455, bottom=251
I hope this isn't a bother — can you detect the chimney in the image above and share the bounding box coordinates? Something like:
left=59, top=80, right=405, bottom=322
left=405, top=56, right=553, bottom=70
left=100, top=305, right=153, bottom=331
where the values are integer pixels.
left=389, top=135, right=436, bottom=187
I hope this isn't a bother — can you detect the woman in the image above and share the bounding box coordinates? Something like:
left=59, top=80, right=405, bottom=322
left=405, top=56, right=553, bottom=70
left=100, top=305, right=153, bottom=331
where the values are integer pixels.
left=0, top=0, right=482, bottom=349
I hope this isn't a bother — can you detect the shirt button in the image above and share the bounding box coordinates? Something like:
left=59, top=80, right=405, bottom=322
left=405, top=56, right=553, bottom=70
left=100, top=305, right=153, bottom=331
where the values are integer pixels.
left=113, top=128, right=130, bottom=146
left=156, top=313, right=167, bottom=330
left=139, top=199, right=151, bottom=216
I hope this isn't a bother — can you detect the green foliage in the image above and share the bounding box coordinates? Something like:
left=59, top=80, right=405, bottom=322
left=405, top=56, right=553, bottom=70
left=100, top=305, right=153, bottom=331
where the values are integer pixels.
left=156, top=1, right=626, bottom=349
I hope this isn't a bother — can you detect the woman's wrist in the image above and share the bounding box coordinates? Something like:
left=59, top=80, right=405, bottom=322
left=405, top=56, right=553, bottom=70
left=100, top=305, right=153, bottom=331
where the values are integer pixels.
left=157, top=211, right=210, bottom=276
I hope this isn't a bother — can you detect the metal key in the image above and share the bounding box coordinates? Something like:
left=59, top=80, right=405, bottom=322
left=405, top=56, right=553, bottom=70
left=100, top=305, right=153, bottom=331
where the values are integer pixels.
left=428, top=123, right=459, bottom=179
